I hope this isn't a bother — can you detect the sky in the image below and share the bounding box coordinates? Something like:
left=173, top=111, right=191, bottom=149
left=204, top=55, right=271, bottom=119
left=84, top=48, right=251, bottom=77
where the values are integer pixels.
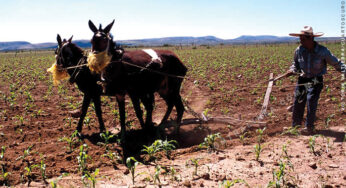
left=0, top=0, right=341, bottom=43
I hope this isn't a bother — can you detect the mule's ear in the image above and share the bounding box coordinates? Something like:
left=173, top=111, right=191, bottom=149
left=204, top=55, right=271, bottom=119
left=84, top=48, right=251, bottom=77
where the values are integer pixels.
left=57, top=34, right=62, bottom=47
left=103, top=19, right=115, bottom=34
left=68, top=35, right=73, bottom=43
left=88, top=20, right=98, bottom=33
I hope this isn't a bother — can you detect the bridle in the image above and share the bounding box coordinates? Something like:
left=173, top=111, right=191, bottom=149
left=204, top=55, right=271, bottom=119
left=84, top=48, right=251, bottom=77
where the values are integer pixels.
left=91, top=31, right=113, bottom=57
left=55, top=42, right=87, bottom=83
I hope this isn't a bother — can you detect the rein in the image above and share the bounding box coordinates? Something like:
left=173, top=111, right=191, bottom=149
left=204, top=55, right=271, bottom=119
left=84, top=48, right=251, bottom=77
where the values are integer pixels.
left=120, top=60, right=186, bottom=79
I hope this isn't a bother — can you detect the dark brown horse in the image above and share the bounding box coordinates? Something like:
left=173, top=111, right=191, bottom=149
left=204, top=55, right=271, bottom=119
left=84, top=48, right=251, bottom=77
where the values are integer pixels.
left=55, top=35, right=107, bottom=135
left=88, top=20, right=187, bottom=137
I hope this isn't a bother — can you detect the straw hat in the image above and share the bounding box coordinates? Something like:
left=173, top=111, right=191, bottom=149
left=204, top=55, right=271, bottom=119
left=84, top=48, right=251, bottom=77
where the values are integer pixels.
left=289, top=26, right=324, bottom=37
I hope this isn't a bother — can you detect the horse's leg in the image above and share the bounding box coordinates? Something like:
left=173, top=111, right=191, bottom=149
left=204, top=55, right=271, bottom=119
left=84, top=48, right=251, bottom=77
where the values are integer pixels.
left=92, top=95, right=106, bottom=133
left=173, top=94, right=185, bottom=134
left=129, top=95, right=145, bottom=128
left=159, top=94, right=174, bottom=124
left=116, top=95, right=126, bottom=141
left=77, top=95, right=91, bottom=133
left=142, top=93, right=154, bottom=128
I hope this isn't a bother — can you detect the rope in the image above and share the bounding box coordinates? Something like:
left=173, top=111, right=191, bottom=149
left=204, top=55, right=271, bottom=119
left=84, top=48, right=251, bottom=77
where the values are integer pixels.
left=65, top=63, right=87, bottom=70
left=63, top=59, right=186, bottom=80
left=231, top=74, right=344, bottom=92
left=121, top=60, right=186, bottom=79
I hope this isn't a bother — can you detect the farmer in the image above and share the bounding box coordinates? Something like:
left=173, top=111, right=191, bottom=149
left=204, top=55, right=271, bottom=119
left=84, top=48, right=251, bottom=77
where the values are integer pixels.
left=285, top=26, right=346, bottom=134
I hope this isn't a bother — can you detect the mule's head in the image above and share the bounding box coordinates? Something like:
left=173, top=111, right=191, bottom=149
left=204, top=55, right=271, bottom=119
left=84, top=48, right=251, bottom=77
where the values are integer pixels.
left=55, top=34, right=83, bottom=68
left=89, top=20, right=115, bottom=54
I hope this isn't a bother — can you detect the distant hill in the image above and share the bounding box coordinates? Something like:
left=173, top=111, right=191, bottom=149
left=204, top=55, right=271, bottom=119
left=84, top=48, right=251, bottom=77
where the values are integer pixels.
left=0, top=35, right=340, bottom=51
left=118, top=36, right=225, bottom=46
left=225, top=35, right=296, bottom=44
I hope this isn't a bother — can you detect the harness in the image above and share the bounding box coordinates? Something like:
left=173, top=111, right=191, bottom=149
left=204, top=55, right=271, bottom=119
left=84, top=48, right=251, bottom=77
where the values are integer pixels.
left=55, top=43, right=87, bottom=83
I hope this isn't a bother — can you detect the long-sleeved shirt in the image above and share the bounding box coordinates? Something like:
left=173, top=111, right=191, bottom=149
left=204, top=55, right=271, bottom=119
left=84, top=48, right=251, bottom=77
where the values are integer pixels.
left=290, top=42, right=346, bottom=78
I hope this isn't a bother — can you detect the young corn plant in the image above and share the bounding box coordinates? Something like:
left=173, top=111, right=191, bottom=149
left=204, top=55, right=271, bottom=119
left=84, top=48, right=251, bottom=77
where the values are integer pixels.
left=160, top=139, right=178, bottom=159
left=16, top=145, right=33, bottom=161
left=0, top=146, right=5, bottom=161
left=239, top=132, right=248, bottom=145
left=142, top=140, right=163, bottom=162
left=50, top=173, right=69, bottom=188
left=39, top=155, right=47, bottom=183
left=199, top=133, right=223, bottom=152
left=281, top=126, right=300, bottom=136
left=99, top=131, right=115, bottom=150
left=58, top=130, right=80, bottom=153
left=126, top=157, right=141, bottom=185
left=256, top=127, right=266, bottom=143
left=152, top=165, right=162, bottom=186
left=102, top=150, right=122, bottom=167
left=0, top=146, right=9, bottom=186
left=82, top=168, right=99, bottom=188
left=24, top=161, right=38, bottom=186
left=324, top=114, right=334, bottom=129
left=186, top=158, right=200, bottom=176
left=253, top=127, right=266, bottom=161
left=325, top=137, right=333, bottom=153
left=77, top=144, right=90, bottom=174
left=254, top=143, right=262, bottom=161
left=281, top=143, right=294, bottom=171
left=0, top=171, right=10, bottom=186
left=168, top=166, right=179, bottom=182
left=309, top=135, right=321, bottom=156
left=267, top=161, right=286, bottom=188
left=220, top=179, right=249, bottom=188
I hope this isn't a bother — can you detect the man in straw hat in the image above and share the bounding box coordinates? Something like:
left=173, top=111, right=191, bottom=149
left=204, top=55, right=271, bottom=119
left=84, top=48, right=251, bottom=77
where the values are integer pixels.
left=285, top=26, right=346, bottom=134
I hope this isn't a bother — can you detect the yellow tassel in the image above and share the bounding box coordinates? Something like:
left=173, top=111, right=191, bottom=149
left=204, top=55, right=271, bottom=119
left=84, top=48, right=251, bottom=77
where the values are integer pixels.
left=87, top=51, right=112, bottom=74
left=47, top=63, right=70, bottom=85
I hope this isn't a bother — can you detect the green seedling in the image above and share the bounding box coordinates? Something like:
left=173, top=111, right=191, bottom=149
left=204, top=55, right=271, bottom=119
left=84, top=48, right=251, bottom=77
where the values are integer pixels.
left=142, top=140, right=163, bottom=162
left=82, top=168, right=99, bottom=188
left=254, top=143, right=262, bottom=161
left=99, top=131, right=115, bottom=150
left=84, top=116, right=91, bottom=128
left=102, top=150, right=122, bottom=166
left=324, top=137, right=333, bottom=153
left=256, top=127, right=266, bottom=143
left=24, top=161, right=38, bottom=186
left=281, top=143, right=294, bottom=170
left=126, top=157, right=141, bottom=185
left=309, top=135, right=321, bottom=156
left=152, top=165, right=161, bottom=186
left=0, top=146, right=5, bottom=161
left=16, top=145, right=33, bottom=161
left=50, top=173, right=69, bottom=188
left=59, top=130, right=80, bottom=153
left=220, top=179, right=249, bottom=188
left=186, top=158, right=200, bottom=176
left=267, top=161, right=286, bottom=188
left=169, top=166, right=179, bottom=182
left=199, top=133, right=223, bottom=152
left=39, top=155, right=47, bottom=182
left=281, top=126, right=300, bottom=136
left=324, top=114, right=334, bottom=129
left=239, top=132, right=248, bottom=145
left=15, top=115, right=25, bottom=126
left=77, top=144, right=90, bottom=173
left=160, top=139, right=178, bottom=159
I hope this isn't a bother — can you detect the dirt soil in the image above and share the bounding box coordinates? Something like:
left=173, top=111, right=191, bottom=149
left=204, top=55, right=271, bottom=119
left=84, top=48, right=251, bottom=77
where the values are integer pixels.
left=0, top=72, right=345, bottom=187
